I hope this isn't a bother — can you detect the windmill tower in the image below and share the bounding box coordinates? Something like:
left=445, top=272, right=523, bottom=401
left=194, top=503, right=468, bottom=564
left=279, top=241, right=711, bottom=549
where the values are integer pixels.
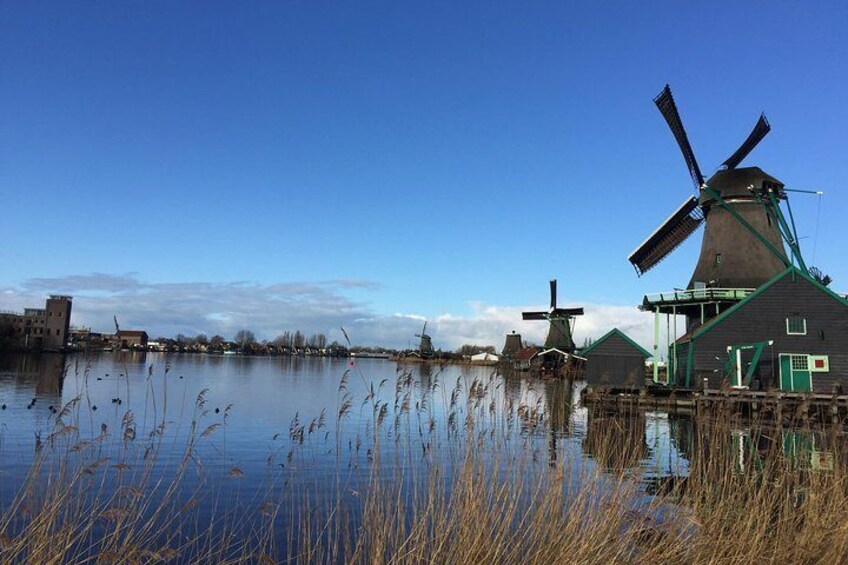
left=631, top=85, right=815, bottom=382
left=502, top=331, right=523, bottom=356
left=415, top=321, right=435, bottom=359
left=522, top=280, right=584, bottom=352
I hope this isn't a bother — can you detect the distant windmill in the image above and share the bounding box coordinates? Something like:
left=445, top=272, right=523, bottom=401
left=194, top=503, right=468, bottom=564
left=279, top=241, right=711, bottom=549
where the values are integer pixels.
left=502, top=331, right=523, bottom=356
left=415, top=321, right=435, bottom=359
left=522, top=280, right=584, bottom=352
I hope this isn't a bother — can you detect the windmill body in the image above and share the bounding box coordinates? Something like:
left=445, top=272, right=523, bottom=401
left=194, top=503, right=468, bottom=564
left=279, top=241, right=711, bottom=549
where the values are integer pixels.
left=690, top=167, right=788, bottom=290
left=502, top=332, right=523, bottom=356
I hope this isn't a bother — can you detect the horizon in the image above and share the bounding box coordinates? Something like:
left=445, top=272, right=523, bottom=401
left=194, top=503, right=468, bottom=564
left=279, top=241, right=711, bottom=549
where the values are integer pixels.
left=2, top=1, right=846, bottom=351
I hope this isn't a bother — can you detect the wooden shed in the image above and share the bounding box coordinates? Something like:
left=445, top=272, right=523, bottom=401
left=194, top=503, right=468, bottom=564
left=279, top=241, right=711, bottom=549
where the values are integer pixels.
left=581, top=328, right=651, bottom=390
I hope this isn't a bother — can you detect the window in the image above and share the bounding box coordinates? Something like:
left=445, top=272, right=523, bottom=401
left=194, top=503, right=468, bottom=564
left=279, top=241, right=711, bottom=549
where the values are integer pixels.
left=715, top=253, right=723, bottom=266
left=786, top=317, right=807, bottom=335
left=791, top=355, right=809, bottom=371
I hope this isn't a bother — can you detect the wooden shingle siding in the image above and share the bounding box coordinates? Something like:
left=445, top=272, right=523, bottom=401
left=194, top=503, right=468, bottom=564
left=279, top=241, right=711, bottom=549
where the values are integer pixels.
left=585, top=332, right=648, bottom=389
left=687, top=274, right=848, bottom=392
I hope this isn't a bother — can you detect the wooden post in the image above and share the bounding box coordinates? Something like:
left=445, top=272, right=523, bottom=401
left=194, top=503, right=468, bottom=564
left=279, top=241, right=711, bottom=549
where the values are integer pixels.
left=653, top=307, right=660, bottom=383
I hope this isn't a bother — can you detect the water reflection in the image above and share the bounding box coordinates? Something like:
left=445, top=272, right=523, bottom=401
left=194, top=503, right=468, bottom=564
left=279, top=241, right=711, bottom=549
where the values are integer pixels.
left=0, top=352, right=66, bottom=398
left=0, top=351, right=844, bottom=525
left=583, top=407, right=648, bottom=473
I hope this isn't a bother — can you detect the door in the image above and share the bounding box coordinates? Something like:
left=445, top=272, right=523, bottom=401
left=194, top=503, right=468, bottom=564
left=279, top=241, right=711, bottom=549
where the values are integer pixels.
left=779, top=354, right=812, bottom=392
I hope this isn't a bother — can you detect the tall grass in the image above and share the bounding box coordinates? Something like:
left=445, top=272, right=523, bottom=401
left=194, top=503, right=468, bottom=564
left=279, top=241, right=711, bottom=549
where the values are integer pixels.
left=2, top=361, right=848, bottom=563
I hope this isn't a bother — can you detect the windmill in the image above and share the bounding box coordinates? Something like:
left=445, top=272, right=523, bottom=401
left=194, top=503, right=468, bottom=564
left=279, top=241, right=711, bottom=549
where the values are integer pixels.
left=629, top=84, right=811, bottom=293
left=502, top=331, right=523, bottom=357
left=630, top=85, right=825, bottom=385
left=415, top=321, right=435, bottom=359
left=522, top=279, right=584, bottom=352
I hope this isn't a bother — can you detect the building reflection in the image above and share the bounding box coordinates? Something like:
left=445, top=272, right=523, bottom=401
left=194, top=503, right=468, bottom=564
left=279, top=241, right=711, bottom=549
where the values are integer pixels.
left=0, top=353, right=67, bottom=399
left=582, top=407, right=648, bottom=473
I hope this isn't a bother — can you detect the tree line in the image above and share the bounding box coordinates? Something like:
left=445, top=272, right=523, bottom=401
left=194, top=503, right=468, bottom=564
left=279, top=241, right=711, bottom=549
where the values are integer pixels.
left=160, top=330, right=334, bottom=352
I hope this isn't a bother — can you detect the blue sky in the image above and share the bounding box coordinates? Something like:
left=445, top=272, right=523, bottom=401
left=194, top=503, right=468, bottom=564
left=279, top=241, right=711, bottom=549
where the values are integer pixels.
left=1, top=1, right=846, bottom=348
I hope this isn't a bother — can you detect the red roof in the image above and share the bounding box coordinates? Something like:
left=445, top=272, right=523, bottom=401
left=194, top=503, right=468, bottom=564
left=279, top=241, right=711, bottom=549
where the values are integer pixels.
left=513, top=346, right=539, bottom=361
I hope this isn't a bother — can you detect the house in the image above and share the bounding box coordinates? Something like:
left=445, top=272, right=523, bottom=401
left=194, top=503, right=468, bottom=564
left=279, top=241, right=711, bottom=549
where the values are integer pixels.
left=581, top=328, right=651, bottom=391
left=669, top=267, right=848, bottom=393
left=512, top=347, right=539, bottom=371
left=470, top=351, right=499, bottom=364
left=116, top=330, right=149, bottom=350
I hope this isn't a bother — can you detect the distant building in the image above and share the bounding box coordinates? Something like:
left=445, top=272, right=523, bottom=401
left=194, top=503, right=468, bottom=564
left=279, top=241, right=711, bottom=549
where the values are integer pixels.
left=470, top=351, right=499, bottom=364
left=0, top=295, right=72, bottom=351
left=116, top=330, right=149, bottom=349
left=512, top=347, right=539, bottom=371
left=501, top=331, right=523, bottom=357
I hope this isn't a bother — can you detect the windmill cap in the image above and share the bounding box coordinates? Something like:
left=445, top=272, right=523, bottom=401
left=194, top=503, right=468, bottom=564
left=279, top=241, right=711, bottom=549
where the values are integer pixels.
left=702, top=167, right=784, bottom=205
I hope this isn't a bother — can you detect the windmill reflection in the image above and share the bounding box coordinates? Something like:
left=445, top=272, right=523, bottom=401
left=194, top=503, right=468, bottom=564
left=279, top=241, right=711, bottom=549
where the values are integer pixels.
left=545, top=379, right=574, bottom=465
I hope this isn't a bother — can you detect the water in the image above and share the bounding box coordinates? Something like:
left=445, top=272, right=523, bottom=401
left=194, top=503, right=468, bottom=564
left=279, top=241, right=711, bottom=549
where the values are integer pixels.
left=0, top=351, right=691, bottom=491
left=3, top=351, right=823, bottom=558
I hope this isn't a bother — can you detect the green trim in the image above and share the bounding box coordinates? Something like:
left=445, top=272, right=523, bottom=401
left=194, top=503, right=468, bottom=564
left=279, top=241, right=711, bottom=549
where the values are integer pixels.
left=580, top=327, right=652, bottom=358
left=705, top=186, right=791, bottom=268
left=691, top=266, right=848, bottom=340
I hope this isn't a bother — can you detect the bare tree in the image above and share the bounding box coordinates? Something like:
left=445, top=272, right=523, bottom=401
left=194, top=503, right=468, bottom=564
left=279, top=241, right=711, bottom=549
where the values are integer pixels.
left=234, top=329, right=256, bottom=347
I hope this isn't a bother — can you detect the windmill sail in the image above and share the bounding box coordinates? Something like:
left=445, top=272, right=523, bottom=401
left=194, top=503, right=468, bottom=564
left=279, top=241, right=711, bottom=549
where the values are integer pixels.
left=655, top=85, right=704, bottom=190
left=549, top=279, right=557, bottom=309
left=522, top=311, right=548, bottom=320
left=629, top=196, right=705, bottom=275
left=721, top=114, right=770, bottom=170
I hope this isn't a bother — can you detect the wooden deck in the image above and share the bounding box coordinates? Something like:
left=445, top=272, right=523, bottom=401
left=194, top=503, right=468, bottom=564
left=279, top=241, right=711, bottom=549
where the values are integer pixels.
left=583, top=385, right=848, bottom=424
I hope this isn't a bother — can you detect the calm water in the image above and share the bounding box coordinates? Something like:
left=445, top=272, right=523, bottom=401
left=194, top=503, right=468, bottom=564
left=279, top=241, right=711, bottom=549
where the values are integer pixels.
left=0, top=352, right=689, bottom=496
left=2, top=351, right=792, bottom=558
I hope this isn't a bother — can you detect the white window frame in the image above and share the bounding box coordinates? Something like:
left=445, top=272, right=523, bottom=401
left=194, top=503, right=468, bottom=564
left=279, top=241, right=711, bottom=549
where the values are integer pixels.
left=810, top=355, right=830, bottom=372
left=786, top=317, right=807, bottom=336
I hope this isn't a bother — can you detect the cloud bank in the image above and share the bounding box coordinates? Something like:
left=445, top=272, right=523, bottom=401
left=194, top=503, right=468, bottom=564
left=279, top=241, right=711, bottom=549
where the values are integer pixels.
left=1, top=273, right=662, bottom=353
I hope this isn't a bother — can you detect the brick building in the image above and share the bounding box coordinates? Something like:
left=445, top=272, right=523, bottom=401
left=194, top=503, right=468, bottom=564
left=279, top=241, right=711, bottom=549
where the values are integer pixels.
left=0, top=295, right=72, bottom=351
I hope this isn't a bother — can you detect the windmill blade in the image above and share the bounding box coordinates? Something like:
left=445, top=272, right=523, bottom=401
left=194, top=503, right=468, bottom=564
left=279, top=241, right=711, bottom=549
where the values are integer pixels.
left=522, top=311, right=548, bottom=321
left=551, top=307, right=584, bottom=317
left=422, top=321, right=427, bottom=335
left=654, top=85, right=705, bottom=190
left=629, top=196, right=705, bottom=275
left=721, top=113, right=771, bottom=170
left=549, top=279, right=557, bottom=310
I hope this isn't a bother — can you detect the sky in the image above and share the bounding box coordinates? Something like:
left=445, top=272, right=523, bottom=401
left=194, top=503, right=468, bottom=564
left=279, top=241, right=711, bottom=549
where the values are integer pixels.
left=1, top=1, right=846, bottom=350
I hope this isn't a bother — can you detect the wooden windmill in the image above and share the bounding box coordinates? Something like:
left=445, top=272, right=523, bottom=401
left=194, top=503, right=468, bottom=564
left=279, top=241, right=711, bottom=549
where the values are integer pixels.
left=415, top=321, right=435, bottom=359
left=522, top=279, right=584, bottom=353
left=629, top=84, right=813, bottom=293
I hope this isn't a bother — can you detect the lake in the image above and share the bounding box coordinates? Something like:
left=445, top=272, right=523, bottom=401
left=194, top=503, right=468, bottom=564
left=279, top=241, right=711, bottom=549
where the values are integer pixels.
left=0, top=351, right=830, bottom=562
